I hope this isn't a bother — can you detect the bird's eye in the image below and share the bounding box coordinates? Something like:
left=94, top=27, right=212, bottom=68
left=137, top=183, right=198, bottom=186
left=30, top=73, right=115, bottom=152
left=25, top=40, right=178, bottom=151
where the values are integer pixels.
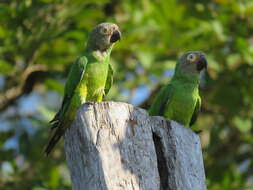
left=100, top=28, right=108, bottom=34
left=187, top=54, right=196, bottom=62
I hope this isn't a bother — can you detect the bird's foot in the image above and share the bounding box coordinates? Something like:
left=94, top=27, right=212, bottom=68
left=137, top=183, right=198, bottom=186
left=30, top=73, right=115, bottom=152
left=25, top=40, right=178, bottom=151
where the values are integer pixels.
left=85, top=101, right=95, bottom=106
left=193, top=130, right=202, bottom=134
left=98, top=88, right=105, bottom=96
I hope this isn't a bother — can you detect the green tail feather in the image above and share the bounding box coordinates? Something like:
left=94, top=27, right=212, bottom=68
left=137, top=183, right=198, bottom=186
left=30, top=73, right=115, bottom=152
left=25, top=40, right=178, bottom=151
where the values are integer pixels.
left=44, top=127, right=65, bottom=156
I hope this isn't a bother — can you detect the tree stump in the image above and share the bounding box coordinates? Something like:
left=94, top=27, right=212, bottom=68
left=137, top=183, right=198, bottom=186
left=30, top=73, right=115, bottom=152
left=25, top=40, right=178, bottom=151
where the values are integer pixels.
left=64, top=101, right=207, bottom=190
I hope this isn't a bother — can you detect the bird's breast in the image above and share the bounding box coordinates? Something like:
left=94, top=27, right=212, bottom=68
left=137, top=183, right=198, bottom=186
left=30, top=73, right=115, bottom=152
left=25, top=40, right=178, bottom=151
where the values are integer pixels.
left=166, top=84, right=199, bottom=126
left=79, top=61, right=109, bottom=101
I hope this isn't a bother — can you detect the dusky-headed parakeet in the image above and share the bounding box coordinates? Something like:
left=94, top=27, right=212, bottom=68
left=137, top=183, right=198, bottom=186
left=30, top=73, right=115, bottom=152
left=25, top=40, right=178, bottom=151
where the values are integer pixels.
left=149, top=51, right=207, bottom=128
left=45, top=23, right=121, bottom=155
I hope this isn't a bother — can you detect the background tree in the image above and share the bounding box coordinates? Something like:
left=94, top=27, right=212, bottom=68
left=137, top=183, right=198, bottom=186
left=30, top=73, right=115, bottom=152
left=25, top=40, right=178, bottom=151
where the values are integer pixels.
left=0, top=0, right=253, bottom=189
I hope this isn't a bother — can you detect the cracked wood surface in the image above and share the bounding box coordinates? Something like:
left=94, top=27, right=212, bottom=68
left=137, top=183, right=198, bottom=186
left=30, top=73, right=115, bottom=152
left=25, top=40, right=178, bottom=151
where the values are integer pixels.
left=64, top=101, right=207, bottom=190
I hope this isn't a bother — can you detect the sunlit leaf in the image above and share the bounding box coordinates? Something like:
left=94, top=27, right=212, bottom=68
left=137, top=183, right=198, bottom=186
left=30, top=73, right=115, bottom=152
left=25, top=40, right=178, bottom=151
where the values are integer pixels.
left=233, top=117, right=252, bottom=133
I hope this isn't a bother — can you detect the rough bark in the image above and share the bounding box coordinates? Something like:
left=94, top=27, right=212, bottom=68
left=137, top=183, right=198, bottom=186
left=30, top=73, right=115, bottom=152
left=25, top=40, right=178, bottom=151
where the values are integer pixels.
left=64, top=101, right=207, bottom=190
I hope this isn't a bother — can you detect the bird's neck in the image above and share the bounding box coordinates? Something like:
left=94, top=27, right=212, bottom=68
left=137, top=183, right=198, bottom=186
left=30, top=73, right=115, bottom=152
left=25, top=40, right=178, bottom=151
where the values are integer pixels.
left=172, top=70, right=200, bottom=85
left=85, top=46, right=113, bottom=62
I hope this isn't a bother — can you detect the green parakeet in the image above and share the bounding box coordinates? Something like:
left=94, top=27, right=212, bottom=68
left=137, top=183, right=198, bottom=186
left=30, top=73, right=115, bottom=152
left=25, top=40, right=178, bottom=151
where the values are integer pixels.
left=149, top=51, right=207, bottom=127
left=45, top=23, right=121, bottom=155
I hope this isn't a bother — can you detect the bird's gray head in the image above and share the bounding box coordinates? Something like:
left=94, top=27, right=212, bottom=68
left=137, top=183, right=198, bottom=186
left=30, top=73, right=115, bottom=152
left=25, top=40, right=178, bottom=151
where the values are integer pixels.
left=86, top=22, right=121, bottom=52
left=176, top=51, right=207, bottom=76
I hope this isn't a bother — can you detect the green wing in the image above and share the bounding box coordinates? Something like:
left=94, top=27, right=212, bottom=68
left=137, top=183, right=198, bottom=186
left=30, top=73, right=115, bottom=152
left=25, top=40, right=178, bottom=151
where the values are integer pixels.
left=45, top=56, right=87, bottom=155
left=189, top=96, right=201, bottom=126
left=149, top=85, right=172, bottom=116
left=50, top=56, right=88, bottom=125
left=104, top=64, right=114, bottom=95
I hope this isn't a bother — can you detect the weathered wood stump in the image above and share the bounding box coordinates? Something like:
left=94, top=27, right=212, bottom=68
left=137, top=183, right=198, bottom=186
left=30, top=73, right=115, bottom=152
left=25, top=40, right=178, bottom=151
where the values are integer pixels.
left=64, top=101, right=207, bottom=190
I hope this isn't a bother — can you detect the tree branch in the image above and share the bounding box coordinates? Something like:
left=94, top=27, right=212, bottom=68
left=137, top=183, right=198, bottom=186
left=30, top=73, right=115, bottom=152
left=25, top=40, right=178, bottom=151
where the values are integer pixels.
left=0, top=64, right=48, bottom=112
left=65, top=102, right=207, bottom=190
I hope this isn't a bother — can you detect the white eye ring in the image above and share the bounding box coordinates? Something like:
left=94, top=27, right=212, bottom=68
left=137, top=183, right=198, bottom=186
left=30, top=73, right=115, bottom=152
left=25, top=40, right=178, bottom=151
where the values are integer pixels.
left=187, top=54, right=196, bottom=62
left=100, top=28, right=108, bottom=34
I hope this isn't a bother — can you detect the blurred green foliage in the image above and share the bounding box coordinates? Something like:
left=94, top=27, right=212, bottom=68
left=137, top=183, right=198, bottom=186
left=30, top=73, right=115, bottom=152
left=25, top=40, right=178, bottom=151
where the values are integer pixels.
left=0, top=0, right=253, bottom=189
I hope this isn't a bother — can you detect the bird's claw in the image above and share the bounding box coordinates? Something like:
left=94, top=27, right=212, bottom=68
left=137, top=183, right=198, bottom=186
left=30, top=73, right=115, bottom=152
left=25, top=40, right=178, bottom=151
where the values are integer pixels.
left=85, top=101, right=95, bottom=106
left=193, top=130, right=202, bottom=134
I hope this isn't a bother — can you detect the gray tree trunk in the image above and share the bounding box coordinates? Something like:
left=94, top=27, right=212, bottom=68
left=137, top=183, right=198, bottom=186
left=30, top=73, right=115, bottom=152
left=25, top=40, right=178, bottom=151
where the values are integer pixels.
left=64, top=101, right=207, bottom=190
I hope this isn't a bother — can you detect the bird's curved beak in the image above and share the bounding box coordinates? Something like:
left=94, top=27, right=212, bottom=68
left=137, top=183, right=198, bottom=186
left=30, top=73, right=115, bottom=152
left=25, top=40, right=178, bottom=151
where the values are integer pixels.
left=110, top=30, right=121, bottom=43
left=197, top=56, right=207, bottom=71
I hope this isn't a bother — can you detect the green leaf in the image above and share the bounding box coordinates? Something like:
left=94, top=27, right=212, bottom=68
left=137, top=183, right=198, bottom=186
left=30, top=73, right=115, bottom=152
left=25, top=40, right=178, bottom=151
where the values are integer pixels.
left=45, top=79, right=64, bottom=94
left=0, top=60, right=13, bottom=74
left=233, top=117, right=252, bottom=133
